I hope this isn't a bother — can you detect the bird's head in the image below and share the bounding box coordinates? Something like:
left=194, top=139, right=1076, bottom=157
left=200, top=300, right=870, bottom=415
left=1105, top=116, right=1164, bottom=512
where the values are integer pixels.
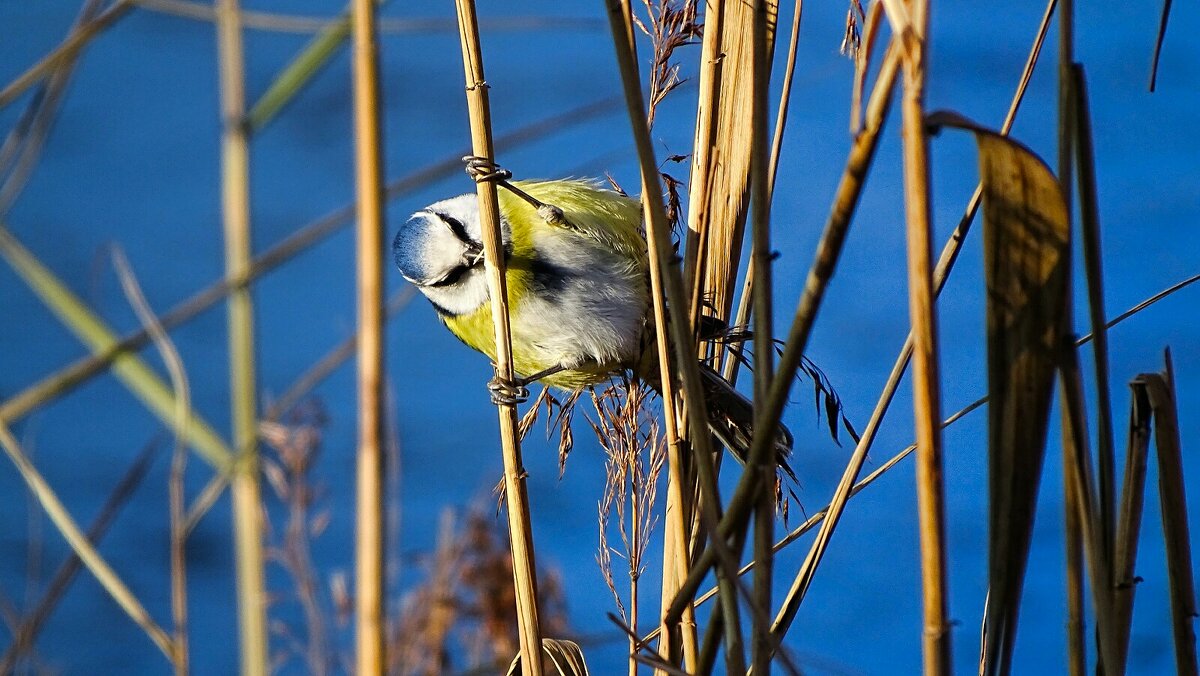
left=393, top=193, right=508, bottom=316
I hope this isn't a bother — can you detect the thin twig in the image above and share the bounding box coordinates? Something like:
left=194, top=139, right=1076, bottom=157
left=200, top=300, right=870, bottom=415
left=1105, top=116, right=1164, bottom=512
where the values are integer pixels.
left=0, top=422, right=175, bottom=660
left=111, top=248, right=192, bottom=675
left=0, top=440, right=159, bottom=674
left=0, top=0, right=134, bottom=110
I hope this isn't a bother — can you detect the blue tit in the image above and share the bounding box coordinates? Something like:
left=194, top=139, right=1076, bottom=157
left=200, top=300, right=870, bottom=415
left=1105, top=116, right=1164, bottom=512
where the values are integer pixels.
left=393, top=178, right=794, bottom=476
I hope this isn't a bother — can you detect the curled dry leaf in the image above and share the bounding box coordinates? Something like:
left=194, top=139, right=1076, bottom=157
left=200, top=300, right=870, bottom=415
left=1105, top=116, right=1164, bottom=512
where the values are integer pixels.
left=927, top=110, right=1070, bottom=675
left=506, top=638, right=591, bottom=676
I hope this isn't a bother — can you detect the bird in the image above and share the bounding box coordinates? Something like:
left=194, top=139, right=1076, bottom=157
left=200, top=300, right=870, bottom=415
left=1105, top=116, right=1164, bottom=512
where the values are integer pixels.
left=392, top=176, right=794, bottom=476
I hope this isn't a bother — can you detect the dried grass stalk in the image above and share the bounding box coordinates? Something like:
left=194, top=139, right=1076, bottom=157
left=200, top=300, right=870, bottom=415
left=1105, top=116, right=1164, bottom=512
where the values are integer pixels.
left=112, top=248, right=194, bottom=675
left=453, top=2, right=545, bottom=672
left=1141, top=357, right=1199, bottom=674
left=0, top=422, right=174, bottom=660
left=350, top=0, right=388, bottom=670
left=684, top=0, right=778, bottom=324
left=896, top=0, right=952, bottom=671
left=215, top=0, right=269, bottom=671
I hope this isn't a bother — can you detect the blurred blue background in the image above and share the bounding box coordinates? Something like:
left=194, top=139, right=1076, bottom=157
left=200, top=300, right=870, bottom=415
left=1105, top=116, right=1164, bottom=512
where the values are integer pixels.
left=1, top=1, right=1198, bottom=674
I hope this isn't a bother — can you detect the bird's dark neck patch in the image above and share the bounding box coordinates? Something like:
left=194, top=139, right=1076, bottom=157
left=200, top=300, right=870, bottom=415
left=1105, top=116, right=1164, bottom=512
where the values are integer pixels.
left=528, top=254, right=571, bottom=296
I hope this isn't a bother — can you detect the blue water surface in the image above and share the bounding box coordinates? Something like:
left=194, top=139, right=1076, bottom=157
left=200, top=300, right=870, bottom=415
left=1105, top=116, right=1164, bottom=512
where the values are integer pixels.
left=1, top=1, right=1198, bottom=674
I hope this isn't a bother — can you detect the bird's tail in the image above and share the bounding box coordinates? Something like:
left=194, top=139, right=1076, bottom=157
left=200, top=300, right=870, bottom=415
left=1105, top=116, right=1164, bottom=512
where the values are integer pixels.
left=635, top=348, right=797, bottom=483
left=698, top=364, right=798, bottom=484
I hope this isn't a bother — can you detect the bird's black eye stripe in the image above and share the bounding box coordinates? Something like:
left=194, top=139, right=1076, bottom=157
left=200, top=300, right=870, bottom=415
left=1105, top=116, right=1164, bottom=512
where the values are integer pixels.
left=432, top=210, right=478, bottom=248
left=427, top=264, right=468, bottom=287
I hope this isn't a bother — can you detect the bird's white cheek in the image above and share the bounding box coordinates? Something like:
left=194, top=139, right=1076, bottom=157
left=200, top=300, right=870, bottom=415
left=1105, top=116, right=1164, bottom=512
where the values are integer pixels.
left=419, top=270, right=489, bottom=317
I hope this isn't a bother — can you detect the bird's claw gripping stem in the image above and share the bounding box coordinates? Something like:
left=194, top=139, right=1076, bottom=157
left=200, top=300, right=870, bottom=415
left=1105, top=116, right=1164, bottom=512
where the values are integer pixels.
left=462, top=155, right=575, bottom=230
left=488, top=373, right=530, bottom=406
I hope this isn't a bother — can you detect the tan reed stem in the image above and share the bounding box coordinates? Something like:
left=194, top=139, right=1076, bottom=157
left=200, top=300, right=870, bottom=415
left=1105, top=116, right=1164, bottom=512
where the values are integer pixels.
left=897, top=0, right=952, bottom=671
left=215, top=0, right=267, bottom=672
left=726, top=0, right=804, bottom=384
left=349, top=0, right=387, bottom=671
left=453, top=2, right=544, bottom=673
left=771, top=0, right=1055, bottom=642
left=111, top=249, right=193, bottom=675
left=749, top=0, right=777, bottom=671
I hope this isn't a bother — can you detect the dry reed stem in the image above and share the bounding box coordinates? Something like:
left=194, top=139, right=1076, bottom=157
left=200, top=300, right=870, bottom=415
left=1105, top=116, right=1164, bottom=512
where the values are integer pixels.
left=725, top=0, right=804, bottom=385
left=604, top=0, right=761, bottom=670
left=0, top=422, right=174, bottom=660
left=1059, top=350, right=1121, bottom=673
left=664, top=41, right=903, bottom=624
left=1063, top=449, right=1086, bottom=676
left=215, top=0, right=268, bottom=671
left=772, top=2, right=1053, bottom=641
left=681, top=0, right=724, bottom=324
left=0, top=0, right=133, bottom=110
left=768, top=41, right=902, bottom=635
left=643, top=268, right=1197, bottom=648
left=0, top=98, right=617, bottom=426
left=1146, top=359, right=1200, bottom=675
left=749, top=0, right=777, bottom=671
left=0, top=441, right=158, bottom=673
left=655, top=395, right=985, bottom=637
left=1073, top=63, right=1118, bottom=573
left=0, top=226, right=233, bottom=468
left=684, top=0, right=778, bottom=325
left=1112, top=382, right=1152, bottom=673
left=624, top=5, right=699, bottom=668
left=350, top=0, right=387, bottom=670
left=111, top=248, right=193, bottom=675
left=675, top=0, right=1052, bottom=625
left=896, top=0, right=952, bottom=670
left=453, top=2, right=545, bottom=673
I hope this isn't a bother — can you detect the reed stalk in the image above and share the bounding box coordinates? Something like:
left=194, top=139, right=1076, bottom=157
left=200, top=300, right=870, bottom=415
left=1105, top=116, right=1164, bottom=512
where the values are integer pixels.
left=642, top=268, right=1200, bottom=648
left=0, top=441, right=158, bottom=674
left=672, top=0, right=1052, bottom=623
left=0, top=225, right=232, bottom=469
left=1144, top=355, right=1200, bottom=675
left=0, top=0, right=133, bottom=110
left=350, top=0, right=387, bottom=671
left=749, top=0, right=776, bottom=671
left=897, top=0, right=951, bottom=672
left=0, top=422, right=174, bottom=660
left=1063, top=452, right=1086, bottom=676
left=111, top=249, right=193, bottom=676
left=726, top=0, right=804, bottom=385
left=603, top=0, right=756, bottom=670
left=453, top=2, right=544, bottom=673
left=215, top=0, right=268, bottom=672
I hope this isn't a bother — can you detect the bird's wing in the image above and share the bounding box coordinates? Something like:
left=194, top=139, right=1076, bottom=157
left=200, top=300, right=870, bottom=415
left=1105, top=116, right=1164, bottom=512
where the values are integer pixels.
left=501, top=179, right=648, bottom=264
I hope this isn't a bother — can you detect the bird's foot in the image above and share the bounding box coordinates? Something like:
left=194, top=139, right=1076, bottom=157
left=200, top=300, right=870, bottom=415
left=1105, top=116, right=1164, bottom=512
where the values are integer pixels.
left=487, top=374, right=530, bottom=406
left=463, top=155, right=513, bottom=184
left=461, top=156, right=575, bottom=230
